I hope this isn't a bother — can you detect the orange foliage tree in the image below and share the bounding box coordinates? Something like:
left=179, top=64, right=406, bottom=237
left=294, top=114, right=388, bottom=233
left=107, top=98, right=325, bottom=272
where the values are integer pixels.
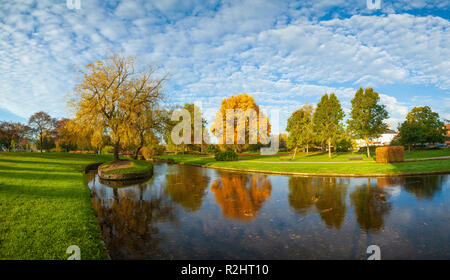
left=210, top=93, right=271, bottom=153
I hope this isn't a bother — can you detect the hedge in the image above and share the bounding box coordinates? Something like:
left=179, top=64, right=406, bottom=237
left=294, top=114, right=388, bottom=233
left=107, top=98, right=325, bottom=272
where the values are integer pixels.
left=215, top=150, right=238, bottom=161
left=376, top=146, right=404, bottom=163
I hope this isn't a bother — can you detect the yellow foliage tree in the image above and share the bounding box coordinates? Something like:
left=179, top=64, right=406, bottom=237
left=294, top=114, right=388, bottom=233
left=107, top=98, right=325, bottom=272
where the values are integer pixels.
left=68, top=54, right=165, bottom=160
left=210, top=93, right=271, bottom=153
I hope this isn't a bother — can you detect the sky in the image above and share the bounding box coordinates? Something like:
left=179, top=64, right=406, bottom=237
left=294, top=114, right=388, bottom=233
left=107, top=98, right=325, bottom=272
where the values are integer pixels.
left=0, top=0, right=449, bottom=133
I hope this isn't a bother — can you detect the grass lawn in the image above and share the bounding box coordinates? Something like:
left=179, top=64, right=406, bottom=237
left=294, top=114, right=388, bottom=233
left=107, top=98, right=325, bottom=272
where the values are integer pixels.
left=99, top=160, right=153, bottom=174
left=156, top=149, right=450, bottom=175
left=0, top=152, right=113, bottom=260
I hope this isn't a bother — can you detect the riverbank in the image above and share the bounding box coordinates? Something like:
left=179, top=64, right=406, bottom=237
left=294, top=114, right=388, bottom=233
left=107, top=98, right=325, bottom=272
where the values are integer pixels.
left=156, top=150, right=450, bottom=177
left=98, top=160, right=153, bottom=180
left=0, top=152, right=112, bottom=259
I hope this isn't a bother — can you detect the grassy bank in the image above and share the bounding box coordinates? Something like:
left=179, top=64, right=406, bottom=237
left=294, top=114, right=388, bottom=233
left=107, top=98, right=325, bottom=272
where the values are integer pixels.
left=0, top=152, right=113, bottom=260
left=156, top=150, right=450, bottom=176
left=99, top=160, right=153, bottom=175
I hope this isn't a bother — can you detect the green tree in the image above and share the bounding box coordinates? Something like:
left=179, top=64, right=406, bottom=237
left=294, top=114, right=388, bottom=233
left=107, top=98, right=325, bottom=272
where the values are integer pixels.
left=286, top=104, right=314, bottom=159
left=347, top=88, right=388, bottom=158
left=313, top=93, right=344, bottom=158
left=28, top=111, right=54, bottom=153
left=398, top=106, right=445, bottom=151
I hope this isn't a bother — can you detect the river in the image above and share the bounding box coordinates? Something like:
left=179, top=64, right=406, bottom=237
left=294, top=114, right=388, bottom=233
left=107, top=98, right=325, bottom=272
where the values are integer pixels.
left=87, top=162, right=450, bottom=260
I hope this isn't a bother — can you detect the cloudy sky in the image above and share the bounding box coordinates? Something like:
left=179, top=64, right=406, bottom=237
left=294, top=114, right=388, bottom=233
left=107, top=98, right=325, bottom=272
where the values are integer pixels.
left=0, top=0, right=449, bottom=132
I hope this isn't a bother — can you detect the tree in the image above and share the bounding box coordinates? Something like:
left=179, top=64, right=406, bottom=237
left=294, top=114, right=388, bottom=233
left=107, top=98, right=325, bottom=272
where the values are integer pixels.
left=313, top=93, right=344, bottom=158
left=0, top=122, right=30, bottom=151
left=176, top=103, right=208, bottom=153
left=28, top=111, right=54, bottom=153
left=68, top=54, right=166, bottom=161
left=210, top=93, right=270, bottom=153
left=286, top=104, right=314, bottom=159
left=123, top=107, right=167, bottom=159
left=347, top=88, right=388, bottom=158
left=54, top=118, right=77, bottom=152
left=398, top=106, right=445, bottom=151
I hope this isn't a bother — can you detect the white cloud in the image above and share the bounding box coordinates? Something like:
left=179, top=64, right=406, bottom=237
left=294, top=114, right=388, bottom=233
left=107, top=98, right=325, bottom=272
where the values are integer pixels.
left=0, top=0, right=448, bottom=131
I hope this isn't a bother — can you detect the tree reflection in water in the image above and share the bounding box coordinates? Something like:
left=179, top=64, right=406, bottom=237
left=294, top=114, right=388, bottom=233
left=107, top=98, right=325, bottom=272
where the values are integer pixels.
left=288, top=177, right=348, bottom=229
left=211, top=174, right=272, bottom=221
left=91, top=182, right=176, bottom=259
left=350, top=179, right=392, bottom=233
left=164, top=165, right=210, bottom=212
left=403, top=176, right=444, bottom=199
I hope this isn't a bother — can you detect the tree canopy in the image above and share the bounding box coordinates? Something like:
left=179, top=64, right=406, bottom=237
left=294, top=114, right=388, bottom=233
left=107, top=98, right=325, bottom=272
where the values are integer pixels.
left=286, top=104, right=314, bottom=158
left=313, top=93, right=344, bottom=158
left=68, top=54, right=166, bottom=160
left=398, top=106, right=445, bottom=150
left=347, top=87, right=388, bottom=157
left=210, top=93, right=270, bottom=153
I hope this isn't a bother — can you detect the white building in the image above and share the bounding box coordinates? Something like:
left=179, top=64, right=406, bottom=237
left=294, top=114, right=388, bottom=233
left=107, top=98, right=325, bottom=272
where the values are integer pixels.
left=355, top=129, right=398, bottom=147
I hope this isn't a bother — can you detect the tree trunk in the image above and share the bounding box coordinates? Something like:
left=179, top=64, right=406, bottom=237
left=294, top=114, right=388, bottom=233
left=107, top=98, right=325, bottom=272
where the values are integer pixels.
left=113, top=140, right=120, bottom=161
left=306, top=143, right=309, bottom=155
left=292, top=146, right=297, bottom=160
left=408, top=144, right=411, bottom=153
left=40, top=133, right=43, bottom=153
left=134, top=145, right=143, bottom=160
left=328, top=138, right=332, bottom=158
left=366, top=137, right=370, bottom=158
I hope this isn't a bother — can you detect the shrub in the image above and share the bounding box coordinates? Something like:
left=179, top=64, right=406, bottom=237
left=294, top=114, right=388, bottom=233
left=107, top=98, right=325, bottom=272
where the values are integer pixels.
left=141, top=146, right=154, bottom=161
left=376, top=146, right=404, bottom=163
left=215, top=150, right=238, bottom=161
left=153, top=145, right=165, bottom=155
left=102, top=145, right=114, bottom=154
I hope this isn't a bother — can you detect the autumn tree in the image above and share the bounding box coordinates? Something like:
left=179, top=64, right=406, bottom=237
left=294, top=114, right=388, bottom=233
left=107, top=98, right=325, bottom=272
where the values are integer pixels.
left=68, top=54, right=165, bottom=161
left=210, top=93, right=270, bottom=153
left=0, top=122, right=30, bottom=151
left=313, top=93, right=344, bottom=158
left=347, top=88, right=388, bottom=158
left=28, top=111, right=54, bottom=153
left=398, top=106, right=445, bottom=151
left=286, top=104, right=314, bottom=159
left=54, top=118, right=77, bottom=152
left=123, top=106, right=167, bottom=159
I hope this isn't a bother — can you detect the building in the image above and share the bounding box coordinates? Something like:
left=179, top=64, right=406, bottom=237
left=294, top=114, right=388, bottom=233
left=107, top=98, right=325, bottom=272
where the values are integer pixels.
left=446, top=124, right=450, bottom=146
left=355, top=128, right=398, bottom=147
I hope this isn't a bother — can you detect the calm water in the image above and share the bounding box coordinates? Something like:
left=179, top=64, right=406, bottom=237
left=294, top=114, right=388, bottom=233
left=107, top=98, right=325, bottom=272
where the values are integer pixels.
left=87, top=163, right=450, bottom=260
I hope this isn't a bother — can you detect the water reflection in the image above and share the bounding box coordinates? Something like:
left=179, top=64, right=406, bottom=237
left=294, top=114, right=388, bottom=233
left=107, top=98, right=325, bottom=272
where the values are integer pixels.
left=350, top=179, right=392, bottom=233
left=87, top=164, right=450, bottom=259
left=288, top=177, right=347, bottom=229
left=211, top=174, right=272, bottom=221
left=89, top=175, right=176, bottom=259
left=164, top=165, right=210, bottom=212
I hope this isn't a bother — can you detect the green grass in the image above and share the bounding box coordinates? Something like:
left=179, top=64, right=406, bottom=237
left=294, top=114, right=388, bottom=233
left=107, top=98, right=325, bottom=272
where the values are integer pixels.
left=0, top=152, right=113, bottom=260
left=157, top=154, right=216, bottom=165
left=156, top=149, right=450, bottom=175
left=403, top=148, right=450, bottom=160
left=100, top=160, right=153, bottom=175
left=242, top=152, right=375, bottom=162
left=206, top=159, right=450, bottom=175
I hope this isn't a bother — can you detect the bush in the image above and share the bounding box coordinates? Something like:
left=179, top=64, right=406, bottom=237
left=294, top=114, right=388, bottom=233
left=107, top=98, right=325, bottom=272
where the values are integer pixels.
left=141, top=146, right=154, bottom=161
left=153, top=145, right=165, bottom=155
left=215, top=150, right=238, bottom=161
left=376, top=146, right=404, bottom=163
left=335, top=136, right=356, bottom=152
left=102, top=145, right=114, bottom=154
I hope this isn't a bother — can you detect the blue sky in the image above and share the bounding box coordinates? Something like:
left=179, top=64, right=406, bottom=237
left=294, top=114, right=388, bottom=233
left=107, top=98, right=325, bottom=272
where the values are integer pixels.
left=0, top=0, right=449, bottom=132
